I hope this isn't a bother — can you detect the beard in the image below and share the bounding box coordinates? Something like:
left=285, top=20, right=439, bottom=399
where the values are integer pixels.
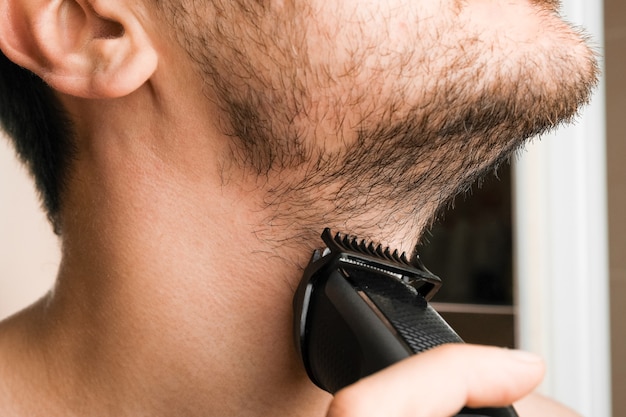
left=162, top=0, right=598, bottom=253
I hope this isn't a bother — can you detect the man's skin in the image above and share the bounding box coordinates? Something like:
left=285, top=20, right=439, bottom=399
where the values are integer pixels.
left=0, top=0, right=597, bottom=415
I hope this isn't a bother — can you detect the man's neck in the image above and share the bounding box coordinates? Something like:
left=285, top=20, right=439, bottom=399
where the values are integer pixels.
left=0, top=128, right=334, bottom=416
left=0, top=62, right=428, bottom=415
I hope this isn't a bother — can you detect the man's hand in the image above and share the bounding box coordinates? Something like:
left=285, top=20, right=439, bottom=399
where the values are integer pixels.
left=326, top=344, right=545, bottom=417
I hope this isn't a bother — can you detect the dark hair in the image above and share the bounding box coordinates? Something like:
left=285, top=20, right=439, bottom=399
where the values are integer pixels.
left=0, top=50, right=75, bottom=234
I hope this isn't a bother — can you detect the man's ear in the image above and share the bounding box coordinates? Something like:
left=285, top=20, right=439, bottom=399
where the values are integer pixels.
left=0, top=0, right=158, bottom=98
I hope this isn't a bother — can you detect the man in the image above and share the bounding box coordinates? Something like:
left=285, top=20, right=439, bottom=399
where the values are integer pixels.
left=0, top=0, right=597, bottom=415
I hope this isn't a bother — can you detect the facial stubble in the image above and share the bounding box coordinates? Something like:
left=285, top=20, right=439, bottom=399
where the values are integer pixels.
left=170, top=0, right=599, bottom=254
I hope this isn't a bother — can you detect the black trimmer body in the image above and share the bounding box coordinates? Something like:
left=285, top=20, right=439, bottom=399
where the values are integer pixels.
left=293, top=229, right=518, bottom=417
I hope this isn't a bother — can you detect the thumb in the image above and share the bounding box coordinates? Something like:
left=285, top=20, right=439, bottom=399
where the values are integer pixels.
left=327, top=344, right=545, bottom=417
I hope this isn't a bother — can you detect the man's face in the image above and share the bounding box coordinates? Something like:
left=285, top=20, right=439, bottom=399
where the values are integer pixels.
left=160, top=0, right=597, bottom=249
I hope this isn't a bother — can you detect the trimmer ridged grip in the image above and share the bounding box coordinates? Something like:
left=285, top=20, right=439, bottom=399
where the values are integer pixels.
left=347, top=268, right=463, bottom=353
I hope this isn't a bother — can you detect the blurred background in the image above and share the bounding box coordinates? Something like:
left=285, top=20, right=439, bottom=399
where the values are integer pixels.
left=1, top=0, right=623, bottom=415
left=0, top=137, right=59, bottom=319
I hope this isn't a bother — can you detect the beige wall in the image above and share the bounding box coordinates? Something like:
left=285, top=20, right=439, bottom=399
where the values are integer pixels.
left=605, top=1, right=626, bottom=415
left=0, top=135, right=59, bottom=320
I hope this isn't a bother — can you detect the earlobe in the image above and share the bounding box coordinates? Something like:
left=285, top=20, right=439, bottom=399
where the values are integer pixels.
left=0, top=0, right=158, bottom=99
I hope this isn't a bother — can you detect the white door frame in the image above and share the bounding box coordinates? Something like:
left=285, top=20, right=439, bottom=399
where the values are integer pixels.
left=514, top=1, right=611, bottom=415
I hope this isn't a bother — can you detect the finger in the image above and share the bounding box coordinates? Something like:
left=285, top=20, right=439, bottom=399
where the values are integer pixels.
left=327, top=344, right=545, bottom=417
left=515, top=392, right=582, bottom=417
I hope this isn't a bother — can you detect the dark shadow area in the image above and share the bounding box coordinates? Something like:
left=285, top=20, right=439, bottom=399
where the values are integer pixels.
left=419, top=165, right=514, bottom=306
